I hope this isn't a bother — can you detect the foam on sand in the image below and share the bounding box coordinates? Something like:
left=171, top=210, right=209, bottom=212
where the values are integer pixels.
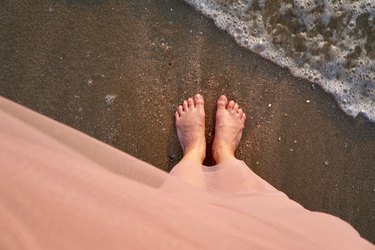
left=184, top=0, right=375, bottom=122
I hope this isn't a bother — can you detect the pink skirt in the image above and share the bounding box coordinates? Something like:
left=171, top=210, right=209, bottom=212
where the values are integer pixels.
left=0, top=97, right=373, bottom=250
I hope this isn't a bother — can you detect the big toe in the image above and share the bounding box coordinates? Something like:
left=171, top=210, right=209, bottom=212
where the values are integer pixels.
left=217, top=95, right=228, bottom=110
left=194, top=94, right=204, bottom=109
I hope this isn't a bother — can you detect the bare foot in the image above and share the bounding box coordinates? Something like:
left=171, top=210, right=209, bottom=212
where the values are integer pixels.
left=212, top=95, right=246, bottom=164
left=175, top=94, right=206, bottom=164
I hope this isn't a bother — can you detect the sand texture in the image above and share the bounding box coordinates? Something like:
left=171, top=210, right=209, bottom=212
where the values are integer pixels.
left=0, top=0, right=374, bottom=243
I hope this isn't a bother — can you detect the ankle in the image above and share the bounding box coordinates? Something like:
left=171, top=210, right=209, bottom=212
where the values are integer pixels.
left=182, top=146, right=205, bottom=164
left=212, top=147, right=235, bottom=164
left=181, top=154, right=205, bottom=165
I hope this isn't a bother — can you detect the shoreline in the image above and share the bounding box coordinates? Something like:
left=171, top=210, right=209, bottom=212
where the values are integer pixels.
left=0, top=0, right=374, bottom=243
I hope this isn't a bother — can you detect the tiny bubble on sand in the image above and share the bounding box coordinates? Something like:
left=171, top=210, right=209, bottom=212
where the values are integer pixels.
left=105, top=94, right=117, bottom=106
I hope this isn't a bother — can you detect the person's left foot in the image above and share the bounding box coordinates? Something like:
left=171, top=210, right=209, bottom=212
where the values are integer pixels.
left=212, top=95, right=246, bottom=164
left=175, top=94, right=206, bottom=164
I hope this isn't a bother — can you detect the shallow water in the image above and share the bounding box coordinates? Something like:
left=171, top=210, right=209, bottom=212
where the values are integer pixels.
left=184, top=0, right=375, bottom=122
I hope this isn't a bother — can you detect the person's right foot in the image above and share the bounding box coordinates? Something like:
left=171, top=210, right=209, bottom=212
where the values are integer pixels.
left=212, top=95, right=246, bottom=164
left=175, top=94, right=206, bottom=164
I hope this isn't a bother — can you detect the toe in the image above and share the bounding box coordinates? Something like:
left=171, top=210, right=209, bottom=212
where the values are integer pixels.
left=228, top=100, right=235, bottom=109
left=217, top=95, right=228, bottom=110
left=238, top=108, right=243, bottom=117
left=183, top=100, right=188, bottom=111
left=188, top=98, right=194, bottom=109
left=194, top=94, right=204, bottom=109
left=175, top=111, right=180, bottom=120
left=241, top=113, right=246, bottom=123
left=234, top=103, right=239, bottom=111
left=178, top=105, right=183, bottom=116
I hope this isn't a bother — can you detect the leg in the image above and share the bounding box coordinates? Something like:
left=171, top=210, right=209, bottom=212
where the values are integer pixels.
left=212, top=95, right=246, bottom=164
left=175, top=94, right=206, bottom=165
left=170, top=94, right=207, bottom=188
left=205, top=95, right=277, bottom=194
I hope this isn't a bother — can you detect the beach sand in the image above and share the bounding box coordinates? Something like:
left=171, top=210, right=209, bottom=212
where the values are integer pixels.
left=0, top=0, right=374, bottom=243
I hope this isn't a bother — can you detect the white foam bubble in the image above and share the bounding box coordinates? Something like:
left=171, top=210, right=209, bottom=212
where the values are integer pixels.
left=105, top=94, right=117, bottom=106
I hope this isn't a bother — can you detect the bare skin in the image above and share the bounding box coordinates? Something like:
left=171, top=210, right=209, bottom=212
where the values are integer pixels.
left=175, top=94, right=206, bottom=164
left=212, top=95, right=246, bottom=164
left=176, top=94, right=246, bottom=165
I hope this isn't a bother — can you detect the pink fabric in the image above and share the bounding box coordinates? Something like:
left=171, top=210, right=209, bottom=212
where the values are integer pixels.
left=170, top=159, right=278, bottom=194
left=0, top=97, right=373, bottom=250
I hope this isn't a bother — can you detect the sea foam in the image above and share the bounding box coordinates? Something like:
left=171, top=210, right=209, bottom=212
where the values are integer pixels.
left=184, top=0, right=375, bottom=122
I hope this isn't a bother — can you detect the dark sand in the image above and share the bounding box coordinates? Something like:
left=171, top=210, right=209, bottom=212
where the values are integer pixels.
left=1, top=0, right=374, bottom=243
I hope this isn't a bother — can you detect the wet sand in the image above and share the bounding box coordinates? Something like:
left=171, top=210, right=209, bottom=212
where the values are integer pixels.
left=0, top=0, right=374, bottom=243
